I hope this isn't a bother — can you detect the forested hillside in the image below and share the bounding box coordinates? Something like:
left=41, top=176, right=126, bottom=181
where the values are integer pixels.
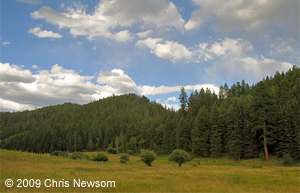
left=1, top=66, right=299, bottom=160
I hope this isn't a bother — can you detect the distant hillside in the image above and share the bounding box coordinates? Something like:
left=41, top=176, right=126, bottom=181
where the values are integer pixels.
left=0, top=94, right=174, bottom=153
left=1, top=66, right=299, bottom=160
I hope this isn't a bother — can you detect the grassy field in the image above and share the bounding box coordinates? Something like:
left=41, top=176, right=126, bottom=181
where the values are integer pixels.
left=0, top=149, right=299, bottom=192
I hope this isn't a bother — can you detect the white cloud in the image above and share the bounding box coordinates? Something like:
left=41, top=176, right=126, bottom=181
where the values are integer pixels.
left=186, top=0, right=299, bottom=34
left=112, top=30, right=133, bottom=42
left=17, top=0, right=41, bottom=5
left=1, top=42, right=10, bottom=46
left=136, top=30, right=153, bottom=38
left=165, top=96, right=176, bottom=103
left=32, top=65, right=39, bottom=69
left=0, top=63, right=35, bottom=83
left=0, top=98, right=35, bottom=112
left=209, top=38, right=253, bottom=58
left=30, top=0, right=184, bottom=41
left=136, top=38, right=192, bottom=63
left=0, top=63, right=221, bottom=111
left=97, top=69, right=139, bottom=94
left=136, top=36, right=295, bottom=81
left=155, top=99, right=180, bottom=111
left=269, top=38, right=299, bottom=62
left=139, top=84, right=219, bottom=96
left=29, top=27, right=62, bottom=38
left=204, top=54, right=294, bottom=82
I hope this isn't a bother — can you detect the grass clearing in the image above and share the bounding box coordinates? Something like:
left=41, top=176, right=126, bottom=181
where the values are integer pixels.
left=0, top=149, right=299, bottom=192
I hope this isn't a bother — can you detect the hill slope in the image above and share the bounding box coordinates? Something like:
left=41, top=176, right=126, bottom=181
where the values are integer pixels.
left=0, top=94, right=173, bottom=153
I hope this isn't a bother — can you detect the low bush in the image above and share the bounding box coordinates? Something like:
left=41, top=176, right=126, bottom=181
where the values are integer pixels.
left=51, top=151, right=68, bottom=158
left=93, top=153, right=109, bottom=162
left=120, top=154, right=129, bottom=164
left=106, top=147, right=118, bottom=154
left=168, top=149, right=191, bottom=167
left=70, top=152, right=90, bottom=160
left=140, top=150, right=157, bottom=166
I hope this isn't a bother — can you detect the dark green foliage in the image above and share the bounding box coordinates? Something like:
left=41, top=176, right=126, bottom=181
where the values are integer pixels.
left=140, top=150, right=157, bottom=166
left=179, top=87, right=188, bottom=111
left=92, top=153, right=109, bottom=162
left=210, top=103, right=223, bottom=158
left=106, top=147, right=118, bottom=154
left=120, top=154, right=129, bottom=164
left=191, top=108, right=210, bottom=157
left=168, top=149, right=191, bottom=167
left=283, top=154, right=294, bottom=166
left=1, top=66, right=299, bottom=161
left=51, top=151, right=68, bottom=158
left=70, top=152, right=90, bottom=160
left=176, top=117, right=190, bottom=152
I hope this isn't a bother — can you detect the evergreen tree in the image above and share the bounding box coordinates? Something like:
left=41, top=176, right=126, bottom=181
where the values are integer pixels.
left=191, top=107, right=210, bottom=157
left=179, top=87, right=188, bottom=112
left=249, top=81, right=277, bottom=161
left=176, top=117, right=190, bottom=152
left=210, top=103, right=222, bottom=157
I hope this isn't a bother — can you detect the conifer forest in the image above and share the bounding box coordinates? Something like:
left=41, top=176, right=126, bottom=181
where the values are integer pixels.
left=1, top=66, right=299, bottom=161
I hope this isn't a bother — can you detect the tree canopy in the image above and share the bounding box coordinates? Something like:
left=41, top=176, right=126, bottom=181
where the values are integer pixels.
left=1, top=66, right=299, bottom=161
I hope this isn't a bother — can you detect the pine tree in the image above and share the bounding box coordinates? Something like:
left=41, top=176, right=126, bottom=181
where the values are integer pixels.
left=191, top=107, right=210, bottom=156
left=210, top=103, right=222, bottom=157
left=179, top=87, right=188, bottom=112
left=176, top=117, right=190, bottom=152
left=249, top=81, right=277, bottom=161
left=227, top=100, right=244, bottom=160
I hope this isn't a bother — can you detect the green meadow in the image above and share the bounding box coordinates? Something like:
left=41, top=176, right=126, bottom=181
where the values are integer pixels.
left=0, top=149, right=299, bottom=192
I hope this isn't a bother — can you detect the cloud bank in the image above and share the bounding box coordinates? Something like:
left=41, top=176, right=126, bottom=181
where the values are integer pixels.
left=0, top=63, right=218, bottom=111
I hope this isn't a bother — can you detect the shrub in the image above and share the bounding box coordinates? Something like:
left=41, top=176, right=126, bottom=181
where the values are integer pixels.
left=120, top=154, right=129, bottom=164
left=140, top=150, right=157, bottom=166
left=125, top=150, right=134, bottom=155
left=283, top=154, right=294, bottom=166
left=93, top=153, right=109, bottom=162
left=106, top=147, right=118, bottom=154
left=51, top=151, right=68, bottom=158
left=70, top=152, right=90, bottom=160
left=168, top=149, right=191, bottom=167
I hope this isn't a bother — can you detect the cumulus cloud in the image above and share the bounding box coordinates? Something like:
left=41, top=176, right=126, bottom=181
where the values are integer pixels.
left=136, top=38, right=192, bottom=63
left=29, top=27, right=62, bottom=38
left=32, top=65, right=39, bottom=69
left=1, top=58, right=293, bottom=111
left=97, top=69, right=139, bottom=93
left=0, top=63, right=35, bottom=83
left=186, top=0, right=299, bottom=35
left=0, top=63, right=222, bottom=111
left=139, top=84, right=219, bottom=96
left=190, top=37, right=293, bottom=81
left=0, top=63, right=218, bottom=111
left=136, top=30, right=153, bottom=38
left=208, top=38, right=253, bottom=58
left=30, top=0, right=184, bottom=41
left=165, top=96, right=176, bottom=103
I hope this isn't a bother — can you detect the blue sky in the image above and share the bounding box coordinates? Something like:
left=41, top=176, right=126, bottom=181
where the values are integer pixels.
left=1, top=0, right=299, bottom=111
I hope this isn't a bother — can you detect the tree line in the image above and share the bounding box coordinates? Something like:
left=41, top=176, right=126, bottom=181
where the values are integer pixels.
left=0, top=66, right=299, bottom=161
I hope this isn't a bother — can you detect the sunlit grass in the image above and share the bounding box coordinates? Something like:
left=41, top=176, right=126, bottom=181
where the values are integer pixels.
left=1, top=149, right=299, bottom=192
